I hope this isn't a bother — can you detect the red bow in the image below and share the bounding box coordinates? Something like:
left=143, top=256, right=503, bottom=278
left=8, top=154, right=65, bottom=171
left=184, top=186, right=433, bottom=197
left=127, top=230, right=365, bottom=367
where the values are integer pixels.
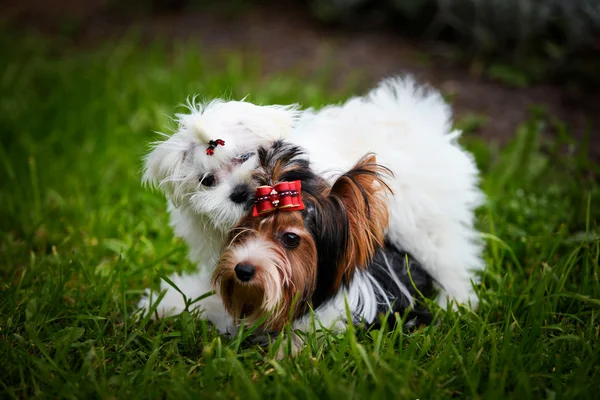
left=206, top=139, right=225, bottom=156
left=252, top=180, right=305, bottom=217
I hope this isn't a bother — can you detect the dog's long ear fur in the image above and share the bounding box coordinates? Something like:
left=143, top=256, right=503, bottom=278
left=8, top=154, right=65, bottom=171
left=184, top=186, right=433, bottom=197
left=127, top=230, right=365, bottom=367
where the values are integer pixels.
left=142, top=140, right=189, bottom=207
left=326, top=154, right=392, bottom=287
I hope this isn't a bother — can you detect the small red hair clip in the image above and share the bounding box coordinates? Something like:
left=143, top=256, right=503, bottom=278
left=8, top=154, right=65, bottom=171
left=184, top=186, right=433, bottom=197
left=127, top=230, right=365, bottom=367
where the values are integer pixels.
left=206, top=139, right=225, bottom=156
left=252, top=180, right=305, bottom=217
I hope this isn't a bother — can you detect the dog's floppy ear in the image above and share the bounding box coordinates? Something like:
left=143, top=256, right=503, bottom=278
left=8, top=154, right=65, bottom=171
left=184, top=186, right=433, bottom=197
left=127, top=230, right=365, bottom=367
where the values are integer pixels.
left=327, top=154, right=392, bottom=287
left=142, top=135, right=190, bottom=208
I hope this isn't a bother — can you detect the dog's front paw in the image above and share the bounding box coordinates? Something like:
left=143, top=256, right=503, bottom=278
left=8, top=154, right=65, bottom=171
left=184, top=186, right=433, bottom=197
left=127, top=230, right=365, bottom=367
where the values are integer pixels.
left=274, top=332, right=304, bottom=360
left=135, top=288, right=184, bottom=320
left=135, top=289, right=156, bottom=319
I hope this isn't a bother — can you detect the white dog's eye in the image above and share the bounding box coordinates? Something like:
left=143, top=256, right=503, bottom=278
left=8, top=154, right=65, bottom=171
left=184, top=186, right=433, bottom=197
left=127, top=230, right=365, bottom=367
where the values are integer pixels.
left=200, top=174, right=216, bottom=187
left=239, top=152, right=253, bottom=162
left=281, top=232, right=300, bottom=248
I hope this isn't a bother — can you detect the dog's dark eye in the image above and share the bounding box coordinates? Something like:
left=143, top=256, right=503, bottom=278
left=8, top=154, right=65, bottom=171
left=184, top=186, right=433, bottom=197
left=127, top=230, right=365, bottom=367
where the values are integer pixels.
left=281, top=232, right=300, bottom=248
left=239, top=152, right=253, bottom=162
left=200, top=174, right=216, bottom=187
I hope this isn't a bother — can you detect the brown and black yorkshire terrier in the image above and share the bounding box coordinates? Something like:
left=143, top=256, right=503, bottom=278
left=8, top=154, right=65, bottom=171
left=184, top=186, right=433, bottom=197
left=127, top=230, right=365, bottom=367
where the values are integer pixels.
left=212, top=140, right=435, bottom=346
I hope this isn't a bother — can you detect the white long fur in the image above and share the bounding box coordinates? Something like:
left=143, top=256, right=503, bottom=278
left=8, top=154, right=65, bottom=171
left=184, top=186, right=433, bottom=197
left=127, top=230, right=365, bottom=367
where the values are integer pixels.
left=139, top=77, right=485, bottom=334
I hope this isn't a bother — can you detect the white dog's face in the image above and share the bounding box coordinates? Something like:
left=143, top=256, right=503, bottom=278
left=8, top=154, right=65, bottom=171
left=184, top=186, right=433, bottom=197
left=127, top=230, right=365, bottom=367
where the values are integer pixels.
left=143, top=99, right=300, bottom=231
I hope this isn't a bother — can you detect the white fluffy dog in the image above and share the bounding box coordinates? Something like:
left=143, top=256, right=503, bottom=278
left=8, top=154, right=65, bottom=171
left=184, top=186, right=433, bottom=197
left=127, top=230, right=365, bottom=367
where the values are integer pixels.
left=139, top=77, right=485, bottom=332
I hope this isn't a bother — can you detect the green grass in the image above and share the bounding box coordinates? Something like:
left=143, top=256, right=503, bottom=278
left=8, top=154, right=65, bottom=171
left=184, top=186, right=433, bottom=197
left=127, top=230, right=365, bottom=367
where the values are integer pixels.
left=1, top=31, right=599, bottom=399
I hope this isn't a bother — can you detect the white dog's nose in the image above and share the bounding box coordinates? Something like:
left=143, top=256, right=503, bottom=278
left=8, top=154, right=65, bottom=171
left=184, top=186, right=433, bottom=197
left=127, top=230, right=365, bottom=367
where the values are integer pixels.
left=229, top=184, right=250, bottom=204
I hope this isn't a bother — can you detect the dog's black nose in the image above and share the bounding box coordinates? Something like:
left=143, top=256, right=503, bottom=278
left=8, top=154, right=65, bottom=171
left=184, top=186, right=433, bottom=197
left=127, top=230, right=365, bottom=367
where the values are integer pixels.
left=229, top=184, right=250, bottom=204
left=234, top=263, right=256, bottom=282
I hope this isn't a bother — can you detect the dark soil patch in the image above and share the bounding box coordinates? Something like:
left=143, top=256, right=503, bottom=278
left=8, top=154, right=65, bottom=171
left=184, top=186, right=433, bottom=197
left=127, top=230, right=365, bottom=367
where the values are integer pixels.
left=4, top=0, right=599, bottom=159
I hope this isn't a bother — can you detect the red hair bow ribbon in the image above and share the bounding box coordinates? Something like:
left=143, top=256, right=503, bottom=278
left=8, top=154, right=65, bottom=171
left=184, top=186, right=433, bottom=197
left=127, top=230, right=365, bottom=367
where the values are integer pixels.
left=252, top=180, right=305, bottom=217
left=206, top=139, right=225, bottom=156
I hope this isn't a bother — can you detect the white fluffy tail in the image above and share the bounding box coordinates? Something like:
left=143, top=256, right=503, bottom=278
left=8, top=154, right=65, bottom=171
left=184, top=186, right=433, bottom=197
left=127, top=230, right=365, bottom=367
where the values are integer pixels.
left=365, top=76, right=455, bottom=139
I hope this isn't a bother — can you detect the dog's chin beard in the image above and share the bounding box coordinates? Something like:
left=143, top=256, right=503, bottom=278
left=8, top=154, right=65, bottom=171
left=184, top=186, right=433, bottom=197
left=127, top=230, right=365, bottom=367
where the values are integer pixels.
left=213, top=205, right=247, bottom=233
left=215, top=268, right=298, bottom=332
left=189, top=199, right=248, bottom=233
left=220, top=277, right=268, bottom=325
left=225, top=284, right=305, bottom=332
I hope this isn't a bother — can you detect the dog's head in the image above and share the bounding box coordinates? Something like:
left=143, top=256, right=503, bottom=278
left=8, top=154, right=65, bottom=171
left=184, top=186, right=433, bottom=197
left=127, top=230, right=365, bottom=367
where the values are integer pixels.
left=212, top=141, right=392, bottom=331
left=143, top=99, right=300, bottom=231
